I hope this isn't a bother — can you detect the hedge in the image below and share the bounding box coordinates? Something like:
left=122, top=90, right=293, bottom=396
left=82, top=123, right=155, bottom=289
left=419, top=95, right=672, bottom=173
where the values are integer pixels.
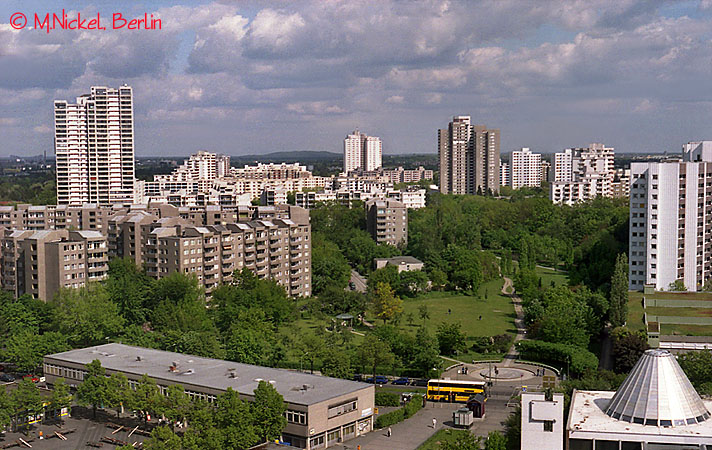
left=375, top=392, right=400, bottom=407
left=516, top=340, right=598, bottom=375
left=374, top=394, right=423, bottom=429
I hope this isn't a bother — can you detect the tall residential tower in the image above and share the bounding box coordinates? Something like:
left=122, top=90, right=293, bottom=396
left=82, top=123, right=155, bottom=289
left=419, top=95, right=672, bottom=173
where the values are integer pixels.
left=343, top=130, right=382, bottom=173
left=54, top=85, right=136, bottom=206
left=438, top=116, right=500, bottom=195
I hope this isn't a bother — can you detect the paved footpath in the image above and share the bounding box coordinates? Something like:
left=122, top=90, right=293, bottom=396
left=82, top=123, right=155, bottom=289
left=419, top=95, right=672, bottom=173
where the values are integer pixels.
left=501, top=277, right=526, bottom=367
left=330, top=403, right=459, bottom=450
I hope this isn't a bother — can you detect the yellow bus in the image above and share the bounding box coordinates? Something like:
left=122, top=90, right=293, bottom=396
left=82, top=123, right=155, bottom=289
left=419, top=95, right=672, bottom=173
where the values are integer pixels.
left=426, top=379, right=486, bottom=403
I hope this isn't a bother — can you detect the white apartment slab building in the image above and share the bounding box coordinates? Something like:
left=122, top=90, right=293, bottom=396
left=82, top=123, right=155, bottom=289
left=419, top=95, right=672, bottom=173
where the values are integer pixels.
left=550, top=143, right=615, bottom=205
left=54, top=85, right=135, bottom=206
left=500, top=161, right=510, bottom=187
left=510, top=148, right=542, bottom=189
left=629, top=141, right=712, bottom=292
left=344, top=131, right=382, bottom=173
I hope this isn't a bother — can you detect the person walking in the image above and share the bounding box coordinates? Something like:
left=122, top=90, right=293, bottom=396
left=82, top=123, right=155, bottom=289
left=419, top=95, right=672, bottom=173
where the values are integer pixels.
left=387, top=426, right=392, bottom=437
left=432, top=417, right=437, bottom=428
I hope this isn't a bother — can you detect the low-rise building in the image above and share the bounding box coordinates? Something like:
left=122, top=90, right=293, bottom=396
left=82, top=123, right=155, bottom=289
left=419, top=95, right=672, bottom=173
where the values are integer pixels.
left=521, top=392, right=564, bottom=450
left=374, top=256, right=424, bottom=272
left=44, top=343, right=375, bottom=449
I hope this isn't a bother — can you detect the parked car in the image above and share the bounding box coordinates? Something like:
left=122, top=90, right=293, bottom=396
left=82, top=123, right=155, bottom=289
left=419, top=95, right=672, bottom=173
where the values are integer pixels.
left=0, top=373, right=15, bottom=382
left=412, top=378, right=429, bottom=387
left=22, top=374, right=39, bottom=383
left=352, top=374, right=363, bottom=382
left=365, top=375, right=388, bottom=384
left=392, top=377, right=410, bottom=385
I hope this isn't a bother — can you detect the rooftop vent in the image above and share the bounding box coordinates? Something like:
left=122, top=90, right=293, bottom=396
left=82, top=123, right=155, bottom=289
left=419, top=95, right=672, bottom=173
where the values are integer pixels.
left=182, top=368, right=195, bottom=375
left=228, top=369, right=238, bottom=378
left=136, top=356, right=142, bottom=361
left=605, top=349, right=710, bottom=427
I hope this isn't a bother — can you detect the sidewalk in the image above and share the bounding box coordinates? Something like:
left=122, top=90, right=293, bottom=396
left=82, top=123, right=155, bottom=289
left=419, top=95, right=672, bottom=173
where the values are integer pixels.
left=330, top=403, right=459, bottom=450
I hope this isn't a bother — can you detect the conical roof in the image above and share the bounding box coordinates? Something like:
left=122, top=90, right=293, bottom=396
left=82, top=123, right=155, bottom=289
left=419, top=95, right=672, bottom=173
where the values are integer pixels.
left=605, top=349, right=710, bottom=427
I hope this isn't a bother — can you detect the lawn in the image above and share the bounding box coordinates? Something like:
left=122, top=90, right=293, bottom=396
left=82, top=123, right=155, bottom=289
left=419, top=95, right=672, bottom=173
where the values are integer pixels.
left=534, top=266, right=569, bottom=288
left=644, top=292, right=712, bottom=300
left=660, top=324, right=712, bottom=336
left=394, top=278, right=517, bottom=338
left=417, top=429, right=472, bottom=450
left=626, top=292, right=646, bottom=331
left=627, top=291, right=712, bottom=336
left=645, top=307, right=712, bottom=318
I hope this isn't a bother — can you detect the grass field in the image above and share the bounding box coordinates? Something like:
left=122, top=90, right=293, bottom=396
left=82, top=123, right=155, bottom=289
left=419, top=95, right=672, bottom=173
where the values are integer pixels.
left=661, top=323, right=712, bottom=336
left=535, top=266, right=569, bottom=288
left=626, top=292, right=646, bottom=331
left=417, top=429, right=472, bottom=450
left=643, top=292, right=712, bottom=300
left=645, top=307, right=712, bottom=317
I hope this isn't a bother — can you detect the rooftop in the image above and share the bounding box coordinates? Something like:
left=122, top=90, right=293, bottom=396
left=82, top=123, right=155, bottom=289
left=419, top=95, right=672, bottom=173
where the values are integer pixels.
left=569, top=390, right=712, bottom=439
left=45, top=344, right=371, bottom=407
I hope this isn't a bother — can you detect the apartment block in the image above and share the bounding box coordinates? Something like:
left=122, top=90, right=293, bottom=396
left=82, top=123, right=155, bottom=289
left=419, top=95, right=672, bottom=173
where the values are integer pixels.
left=0, top=203, right=117, bottom=231
left=438, top=116, right=500, bottom=195
left=549, top=143, right=615, bottom=204
left=500, top=161, right=510, bottom=187
left=106, top=205, right=312, bottom=296
left=54, top=86, right=135, bottom=206
left=611, top=168, right=631, bottom=198
left=344, top=131, right=382, bottom=173
left=540, top=160, right=551, bottom=183
left=0, top=229, right=108, bottom=300
left=629, top=141, right=712, bottom=292
left=379, top=166, right=434, bottom=184
left=365, top=199, right=407, bottom=247
left=510, top=148, right=542, bottom=189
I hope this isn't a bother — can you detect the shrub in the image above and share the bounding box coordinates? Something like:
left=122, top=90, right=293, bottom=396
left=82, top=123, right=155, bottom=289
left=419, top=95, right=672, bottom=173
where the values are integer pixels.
left=516, top=340, right=598, bottom=375
left=375, top=392, right=400, bottom=407
left=374, top=394, right=423, bottom=428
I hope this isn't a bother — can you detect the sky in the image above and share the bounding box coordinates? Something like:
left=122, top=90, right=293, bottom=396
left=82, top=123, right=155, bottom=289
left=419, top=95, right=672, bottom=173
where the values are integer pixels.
left=1, top=0, right=712, bottom=157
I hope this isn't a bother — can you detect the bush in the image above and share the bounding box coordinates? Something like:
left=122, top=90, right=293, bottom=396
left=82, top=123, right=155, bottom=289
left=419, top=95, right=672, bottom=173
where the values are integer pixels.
left=374, top=394, right=423, bottom=428
left=375, top=392, right=400, bottom=407
left=516, top=340, right=598, bottom=376
left=470, top=334, right=512, bottom=354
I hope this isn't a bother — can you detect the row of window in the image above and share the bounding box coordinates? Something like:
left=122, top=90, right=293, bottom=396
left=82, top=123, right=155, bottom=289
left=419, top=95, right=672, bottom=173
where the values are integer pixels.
left=327, top=399, right=357, bottom=419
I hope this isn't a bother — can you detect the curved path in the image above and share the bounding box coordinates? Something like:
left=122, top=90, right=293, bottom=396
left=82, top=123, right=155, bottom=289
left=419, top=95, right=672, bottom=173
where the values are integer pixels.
left=501, top=277, right=526, bottom=367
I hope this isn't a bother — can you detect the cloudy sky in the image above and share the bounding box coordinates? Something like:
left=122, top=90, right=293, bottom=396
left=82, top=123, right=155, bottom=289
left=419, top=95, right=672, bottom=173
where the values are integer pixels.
left=1, top=0, right=712, bottom=157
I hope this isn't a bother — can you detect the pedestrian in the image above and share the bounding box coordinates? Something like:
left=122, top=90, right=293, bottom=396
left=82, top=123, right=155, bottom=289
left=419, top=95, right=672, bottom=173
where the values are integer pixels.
left=432, top=417, right=437, bottom=428
left=387, top=426, right=392, bottom=437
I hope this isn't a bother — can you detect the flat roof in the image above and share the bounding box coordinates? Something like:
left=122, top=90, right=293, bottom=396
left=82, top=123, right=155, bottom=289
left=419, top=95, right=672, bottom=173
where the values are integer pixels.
left=45, top=344, right=371, bottom=407
left=568, top=390, right=712, bottom=439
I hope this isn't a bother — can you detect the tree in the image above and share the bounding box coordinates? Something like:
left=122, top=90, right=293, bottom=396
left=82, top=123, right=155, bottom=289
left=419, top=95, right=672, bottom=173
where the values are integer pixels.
left=252, top=381, right=287, bottom=443
left=52, top=284, right=125, bottom=346
left=106, top=373, right=131, bottom=417
left=669, top=279, right=687, bottom=292
left=12, top=378, right=43, bottom=427
left=412, top=327, right=441, bottom=377
left=357, top=334, right=396, bottom=381
left=50, top=378, right=72, bottom=423
left=485, top=431, right=507, bottom=450
left=418, top=304, right=430, bottom=322
left=678, top=350, right=712, bottom=395
left=161, top=384, right=190, bottom=430
left=105, top=257, right=153, bottom=325
left=320, top=348, right=352, bottom=379
left=436, top=322, right=467, bottom=355
left=76, top=359, right=110, bottom=418
left=441, top=431, right=483, bottom=449
left=371, top=282, right=403, bottom=324
left=310, top=233, right=351, bottom=293
left=144, top=425, right=183, bottom=450
left=611, top=327, right=649, bottom=374
left=296, top=333, right=325, bottom=374
left=609, top=253, right=629, bottom=327
left=504, top=406, right=521, bottom=450
left=428, top=268, right=448, bottom=290
left=130, top=374, right=163, bottom=422
left=2, top=331, right=69, bottom=373
left=0, top=388, right=12, bottom=431
left=215, top=388, right=258, bottom=449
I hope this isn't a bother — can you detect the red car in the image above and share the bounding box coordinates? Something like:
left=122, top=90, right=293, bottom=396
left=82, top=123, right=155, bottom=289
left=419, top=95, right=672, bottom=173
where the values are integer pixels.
left=22, top=375, right=40, bottom=383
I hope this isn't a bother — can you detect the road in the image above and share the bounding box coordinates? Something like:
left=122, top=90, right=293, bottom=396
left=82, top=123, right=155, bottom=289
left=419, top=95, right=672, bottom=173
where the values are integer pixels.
left=349, top=270, right=368, bottom=293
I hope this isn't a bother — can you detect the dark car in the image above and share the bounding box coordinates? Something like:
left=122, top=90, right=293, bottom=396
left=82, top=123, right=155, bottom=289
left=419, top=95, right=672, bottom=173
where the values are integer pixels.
left=392, top=377, right=410, bottom=385
left=412, top=378, right=429, bottom=387
left=348, top=281, right=356, bottom=290
left=365, top=375, right=388, bottom=384
left=0, top=373, right=15, bottom=382
left=353, top=374, right=363, bottom=382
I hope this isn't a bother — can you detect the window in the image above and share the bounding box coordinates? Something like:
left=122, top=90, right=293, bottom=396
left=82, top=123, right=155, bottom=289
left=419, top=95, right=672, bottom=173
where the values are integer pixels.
left=543, top=421, right=553, bottom=432
left=286, top=410, right=307, bottom=425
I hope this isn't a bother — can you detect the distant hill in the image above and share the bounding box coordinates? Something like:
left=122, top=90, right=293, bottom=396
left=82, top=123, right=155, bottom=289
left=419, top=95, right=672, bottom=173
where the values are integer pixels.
left=232, top=151, right=341, bottom=162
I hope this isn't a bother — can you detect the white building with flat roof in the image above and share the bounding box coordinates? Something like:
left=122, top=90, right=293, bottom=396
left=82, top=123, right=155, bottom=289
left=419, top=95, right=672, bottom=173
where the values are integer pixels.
left=511, top=148, right=542, bottom=189
left=521, top=392, right=564, bottom=450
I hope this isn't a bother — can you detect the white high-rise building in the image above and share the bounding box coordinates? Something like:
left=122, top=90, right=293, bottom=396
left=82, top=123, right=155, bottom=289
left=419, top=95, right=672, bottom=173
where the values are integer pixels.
left=54, top=85, right=135, bottom=205
left=343, top=130, right=382, bottom=173
left=629, top=141, right=712, bottom=292
left=510, top=148, right=542, bottom=189
left=500, top=161, right=510, bottom=187
left=550, top=143, right=615, bottom=204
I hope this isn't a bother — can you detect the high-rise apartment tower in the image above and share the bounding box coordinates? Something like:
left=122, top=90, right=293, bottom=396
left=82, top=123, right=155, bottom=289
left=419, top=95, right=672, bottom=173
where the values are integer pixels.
left=54, top=85, right=135, bottom=205
left=344, top=131, right=382, bottom=173
left=438, top=116, right=500, bottom=195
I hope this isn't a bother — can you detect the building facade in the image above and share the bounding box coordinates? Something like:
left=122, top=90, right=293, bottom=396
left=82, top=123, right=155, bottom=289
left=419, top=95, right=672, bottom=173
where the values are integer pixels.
left=344, top=131, right=382, bottom=173
left=510, top=148, right=542, bottom=189
left=1, top=229, right=108, bottom=301
left=365, top=199, right=407, bottom=247
left=521, top=392, right=564, bottom=450
left=629, top=141, right=712, bottom=292
left=44, top=344, right=375, bottom=450
left=550, top=144, right=615, bottom=205
left=500, top=161, right=510, bottom=187
left=438, top=116, right=500, bottom=195
left=54, top=86, right=135, bottom=206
